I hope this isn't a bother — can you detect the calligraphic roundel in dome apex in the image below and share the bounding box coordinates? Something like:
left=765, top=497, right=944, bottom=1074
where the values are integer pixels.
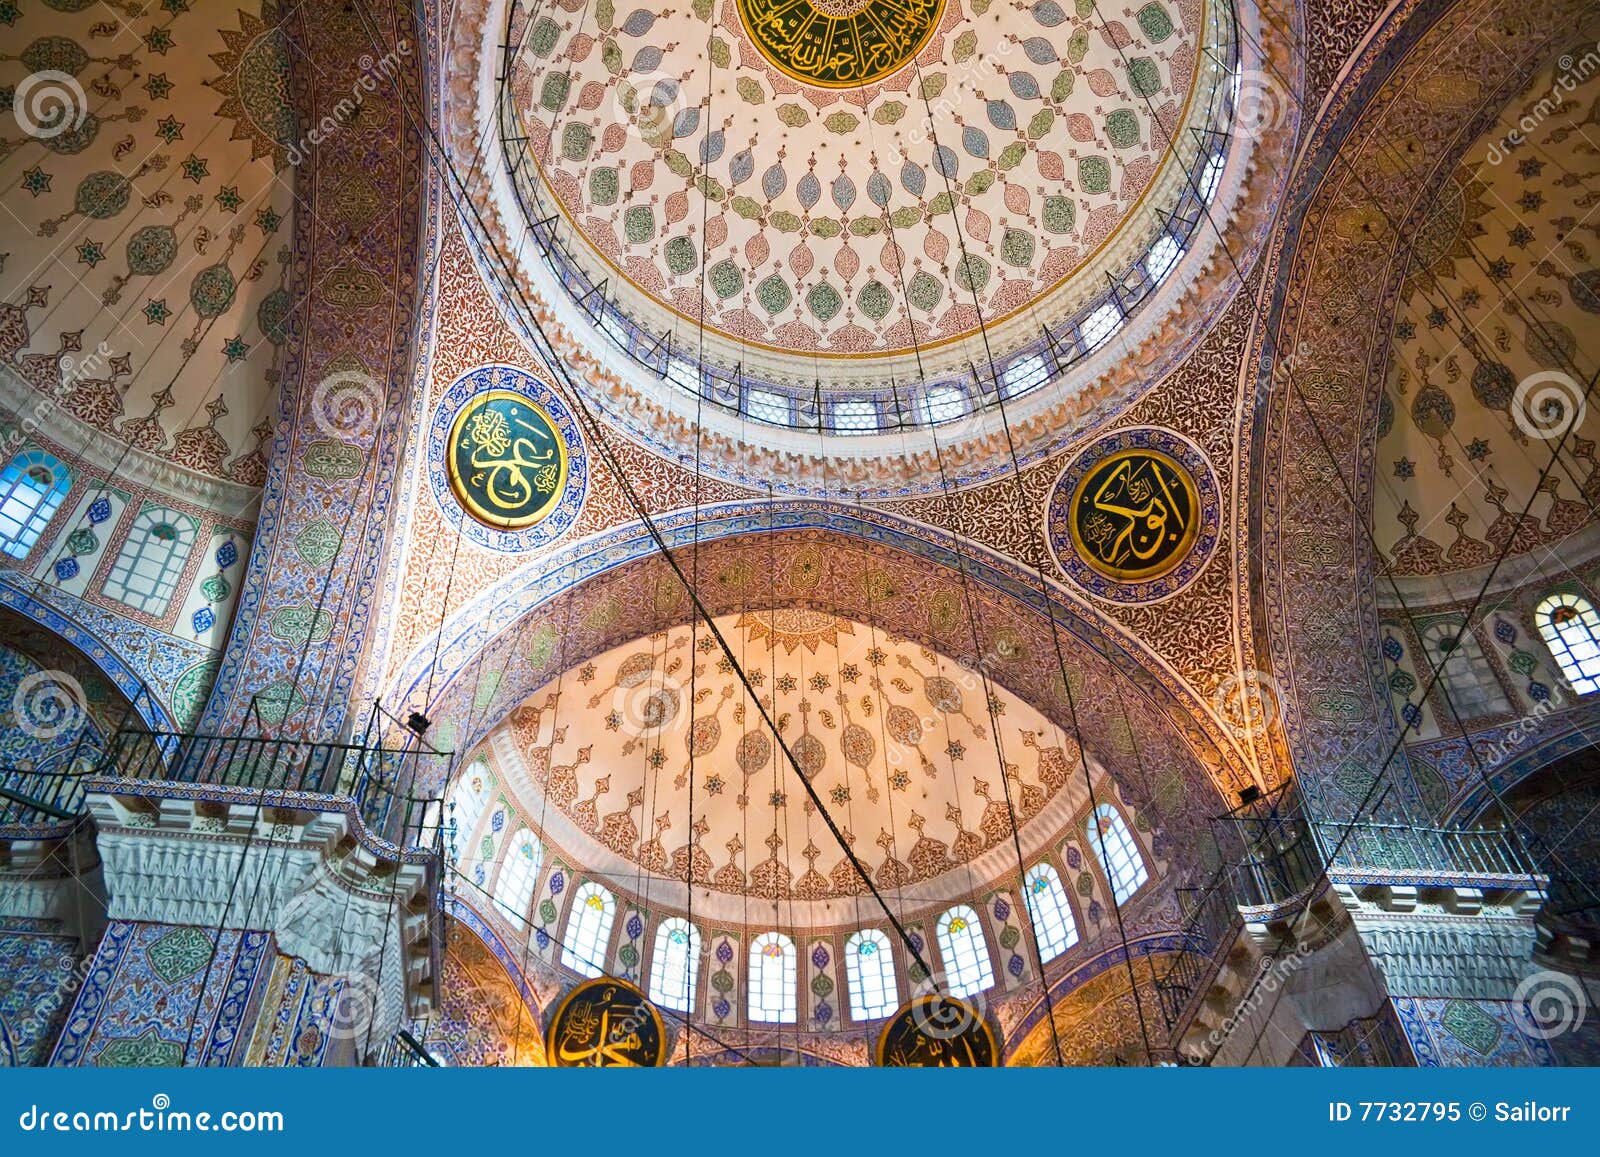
left=505, top=0, right=1208, bottom=374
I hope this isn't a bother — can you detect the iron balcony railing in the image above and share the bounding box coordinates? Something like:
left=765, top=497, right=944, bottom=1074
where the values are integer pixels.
left=1310, top=818, right=1537, bottom=881
left=97, top=727, right=448, bottom=851
left=0, top=764, right=91, bottom=827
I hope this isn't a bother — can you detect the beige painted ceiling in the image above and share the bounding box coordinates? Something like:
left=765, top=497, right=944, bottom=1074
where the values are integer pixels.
left=1, top=2, right=295, bottom=496
left=481, top=609, right=1109, bottom=914
left=1374, top=48, right=1600, bottom=579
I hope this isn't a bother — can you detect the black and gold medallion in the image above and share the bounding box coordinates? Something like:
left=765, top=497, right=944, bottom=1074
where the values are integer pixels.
left=548, top=977, right=667, bottom=1067
left=447, top=389, right=569, bottom=530
left=876, top=994, right=998, bottom=1067
left=736, top=0, right=946, bottom=89
left=1067, top=447, right=1200, bottom=583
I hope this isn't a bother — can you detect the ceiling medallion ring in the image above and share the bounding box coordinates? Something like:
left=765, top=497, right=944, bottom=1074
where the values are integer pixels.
left=427, top=364, right=588, bottom=553
left=734, top=0, right=948, bottom=89
left=1045, top=426, right=1220, bottom=604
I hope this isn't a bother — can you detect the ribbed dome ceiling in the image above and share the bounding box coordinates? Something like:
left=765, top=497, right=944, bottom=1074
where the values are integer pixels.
left=502, top=0, right=1223, bottom=396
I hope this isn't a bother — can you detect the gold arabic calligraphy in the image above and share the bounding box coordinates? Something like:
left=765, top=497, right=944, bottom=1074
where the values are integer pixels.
left=549, top=981, right=665, bottom=1067
left=736, top=0, right=946, bottom=88
left=1069, top=449, right=1198, bottom=582
left=447, top=390, right=568, bottom=530
left=876, top=996, right=997, bottom=1066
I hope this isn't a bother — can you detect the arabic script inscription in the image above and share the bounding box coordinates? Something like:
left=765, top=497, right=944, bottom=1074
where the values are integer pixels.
left=549, top=979, right=666, bottom=1067
left=735, top=0, right=947, bottom=88
left=447, top=389, right=569, bottom=530
left=1068, top=448, right=1200, bottom=583
left=876, top=996, right=998, bottom=1066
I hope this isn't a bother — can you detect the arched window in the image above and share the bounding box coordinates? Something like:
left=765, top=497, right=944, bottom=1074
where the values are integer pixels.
left=103, top=505, right=196, bottom=615
left=1088, top=804, right=1149, bottom=903
left=560, top=882, right=616, bottom=978
left=748, top=932, right=797, bottom=1023
left=844, top=929, right=897, bottom=1021
left=492, top=828, right=541, bottom=919
left=447, top=761, right=494, bottom=862
left=1419, top=620, right=1511, bottom=717
left=936, top=905, right=993, bottom=998
left=0, top=451, right=71, bottom=559
left=1536, top=593, right=1600, bottom=695
left=1023, top=862, right=1079, bottom=960
left=648, top=918, right=701, bottom=1013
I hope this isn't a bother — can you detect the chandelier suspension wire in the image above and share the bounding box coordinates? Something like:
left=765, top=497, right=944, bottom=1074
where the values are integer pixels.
left=1195, top=4, right=1600, bottom=900
left=349, top=0, right=943, bottom=985
left=1081, top=0, right=1589, bottom=904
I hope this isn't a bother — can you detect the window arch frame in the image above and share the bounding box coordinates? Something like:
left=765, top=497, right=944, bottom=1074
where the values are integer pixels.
left=559, top=881, right=617, bottom=979
left=1087, top=803, right=1150, bottom=904
left=447, top=760, right=495, bottom=863
left=844, top=928, right=898, bottom=1021
left=647, top=917, right=702, bottom=1013
left=0, top=451, right=71, bottom=560
left=1022, top=861, right=1080, bottom=961
left=491, top=827, right=542, bottom=920
left=1535, top=592, right=1600, bottom=695
left=747, top=931, right=798, bottom=1024
left=102, top=503, right=198, bottom=616
left=1417, top=618, right=1512, bottom=719
left=935, top=905, right=994, bottom=999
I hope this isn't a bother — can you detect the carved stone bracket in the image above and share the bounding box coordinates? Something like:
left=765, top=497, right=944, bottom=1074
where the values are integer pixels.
left=84, top=782, right=439, bottom=1028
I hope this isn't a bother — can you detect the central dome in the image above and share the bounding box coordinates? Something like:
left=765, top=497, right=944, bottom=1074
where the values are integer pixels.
left=501, top=0, right=1228, bottom=419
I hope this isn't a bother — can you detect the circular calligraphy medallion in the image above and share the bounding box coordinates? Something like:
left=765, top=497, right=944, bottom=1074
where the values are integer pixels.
left=548, top=977, right=667, bottom=1067
left=447, top=389, right=570, bottom=530
left=876, top=995, right=997, bottom=1067
left=428, top=366, right=587, bottom=553
left=735, top=0, right=947, bottom=89
left=1045, top=427, right=1219, bottom=604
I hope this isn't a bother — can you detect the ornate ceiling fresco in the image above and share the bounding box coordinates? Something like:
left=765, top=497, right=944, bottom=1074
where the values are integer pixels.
left=479, top=609, right=1150, bottom=920
left=444, top=0, right=1285, bottom=497
left=504, top=0, right=1210, bottom=377
left=1374, top=51, right=1600, bottom=580
left=1250, top=0, right=1600, bottom=818
left=0, top=1, right=294, bottom=505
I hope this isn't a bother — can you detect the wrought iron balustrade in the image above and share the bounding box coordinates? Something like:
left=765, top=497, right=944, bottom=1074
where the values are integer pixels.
left=1310, top=818, right=1537, bottom=883
left=0, top=764, right=92, bottom=827
left=96, top=727, right=448, bottom=851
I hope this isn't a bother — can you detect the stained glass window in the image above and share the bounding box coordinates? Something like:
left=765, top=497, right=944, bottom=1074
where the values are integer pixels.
left=1023, top=862, right=1079, bottom=960
left=1087, top=804, right=1149, bottom=903
left=648, top=917, right=702, bottom=1013
left=748, top=932, right=797, bottom=1023
left=560, top=882, right=617, bottom=978
left=492, top=828, right=541, bottom=919
left=0, top=452, right=71, bottom=559
left=936, top=905, right=993, bottom=998
left=1536, top=593, right=1600, bottom=695
left=844, top=929, right=897, bottom=1021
